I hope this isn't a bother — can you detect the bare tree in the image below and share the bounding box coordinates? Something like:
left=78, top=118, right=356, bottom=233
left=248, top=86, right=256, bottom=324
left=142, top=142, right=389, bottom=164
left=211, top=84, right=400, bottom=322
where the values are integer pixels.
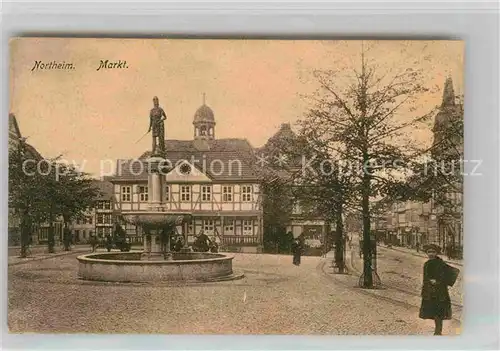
left=298, top=44, right=436, bottom=288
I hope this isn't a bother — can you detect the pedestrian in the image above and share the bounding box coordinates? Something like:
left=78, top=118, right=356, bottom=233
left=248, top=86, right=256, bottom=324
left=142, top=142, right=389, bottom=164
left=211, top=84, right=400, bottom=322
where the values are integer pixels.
left=174, top=237, right=183, bottom=252
left=419, top=244, right=460, bottom=335
left=90, top=235, right=98, bottom=252
left=209, top=240, right=219, bottom=253
left=63, top=227, right=72, bottom=251
left=416, top=242, right=420, bottom=253
left=105, top=234, right=113, bottom=252
left=198, top=231, right=210, bottom=252
left=193, top=231, right=210, bottom=252
left=291, top=237, right=302, bottom=266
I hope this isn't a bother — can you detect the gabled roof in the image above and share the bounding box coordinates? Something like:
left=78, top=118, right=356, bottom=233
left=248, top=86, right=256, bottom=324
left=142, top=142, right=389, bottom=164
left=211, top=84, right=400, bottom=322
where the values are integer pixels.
left=92, top=180, right=114, bottom=200
left=255, top=123, right=305, bottom=169
left=24, top=143, right=43, bottom=161
left=9, top=113, right=44, bottom=161
left=111, top=138, right=261, bottom=182
left=9, top=113, right=21, bottom=139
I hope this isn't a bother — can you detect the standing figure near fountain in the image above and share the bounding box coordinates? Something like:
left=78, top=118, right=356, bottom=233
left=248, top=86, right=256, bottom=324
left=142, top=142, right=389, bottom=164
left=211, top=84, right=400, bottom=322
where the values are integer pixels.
left=148, top=96, right=167, bottom=155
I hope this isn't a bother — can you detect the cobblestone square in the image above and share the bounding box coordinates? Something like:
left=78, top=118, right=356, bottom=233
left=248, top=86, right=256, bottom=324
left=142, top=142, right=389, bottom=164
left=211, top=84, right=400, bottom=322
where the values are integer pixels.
left=9, top=249, right=461, bottom=335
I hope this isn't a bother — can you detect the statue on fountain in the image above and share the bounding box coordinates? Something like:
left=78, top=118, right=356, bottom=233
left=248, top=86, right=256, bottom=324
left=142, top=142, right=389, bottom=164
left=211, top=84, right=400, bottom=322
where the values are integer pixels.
left=148, top=96, right=167, bottom=155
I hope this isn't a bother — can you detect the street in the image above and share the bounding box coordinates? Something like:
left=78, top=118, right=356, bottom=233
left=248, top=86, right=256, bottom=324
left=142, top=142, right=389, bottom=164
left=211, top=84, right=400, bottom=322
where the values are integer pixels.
left=9, top=248, right=461, bottom=335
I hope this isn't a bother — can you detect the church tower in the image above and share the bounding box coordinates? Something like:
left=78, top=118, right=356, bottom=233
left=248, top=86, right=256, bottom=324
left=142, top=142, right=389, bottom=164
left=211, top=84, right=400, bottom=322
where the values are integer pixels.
left=193, top=93, right=216, bottom=140
left=432, top=76, right=459, bottom=153
left=441, top=76, right=456, bottom=108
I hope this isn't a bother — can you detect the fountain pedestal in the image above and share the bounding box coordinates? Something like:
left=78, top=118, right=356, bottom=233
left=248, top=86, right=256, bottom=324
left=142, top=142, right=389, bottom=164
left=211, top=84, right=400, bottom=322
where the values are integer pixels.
left=141, top=231, right=173, bottom=261
left=120, top=101, right=188, bottom=261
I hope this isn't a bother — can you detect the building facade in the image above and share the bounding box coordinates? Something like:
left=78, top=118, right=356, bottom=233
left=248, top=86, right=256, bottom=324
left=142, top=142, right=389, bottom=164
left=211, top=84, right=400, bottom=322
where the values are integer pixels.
left=384, top=201, right=438, bottom=247
left=431, top=77, right=464, bottom=256
left=8, top=113, right=60, bottom=246
left=382, top=77, right=463, bottom=255
left=66, top=179, right=115, bottom=244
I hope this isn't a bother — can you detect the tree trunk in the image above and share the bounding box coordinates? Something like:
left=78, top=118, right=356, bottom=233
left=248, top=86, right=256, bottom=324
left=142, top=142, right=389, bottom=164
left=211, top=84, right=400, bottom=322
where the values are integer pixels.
left=334, top=203, right=345, bottom=273
left=361, top=154, right=374, bottom=288
left=63, top=220, right=71, bottom=251
left=19, top=209, right=30, bottom=258
left=48, top=211, right=55, bottom=253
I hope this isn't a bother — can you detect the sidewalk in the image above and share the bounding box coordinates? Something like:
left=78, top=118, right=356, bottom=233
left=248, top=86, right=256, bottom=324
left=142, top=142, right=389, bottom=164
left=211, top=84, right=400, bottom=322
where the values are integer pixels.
left=381, top=245, right=463, bottom=267
left=8, top=246, right=90, bottom=266
left=324, top=249, right=358, bottom=274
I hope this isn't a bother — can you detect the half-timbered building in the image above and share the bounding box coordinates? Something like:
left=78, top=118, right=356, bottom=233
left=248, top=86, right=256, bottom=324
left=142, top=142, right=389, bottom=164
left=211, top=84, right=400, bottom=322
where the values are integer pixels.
left=110, top=103, right=264, bottom=252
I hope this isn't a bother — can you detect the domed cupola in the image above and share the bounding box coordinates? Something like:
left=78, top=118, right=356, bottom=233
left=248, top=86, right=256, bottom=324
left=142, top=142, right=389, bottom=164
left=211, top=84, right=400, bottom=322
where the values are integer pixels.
left=193, top=93, right=216, bottom=140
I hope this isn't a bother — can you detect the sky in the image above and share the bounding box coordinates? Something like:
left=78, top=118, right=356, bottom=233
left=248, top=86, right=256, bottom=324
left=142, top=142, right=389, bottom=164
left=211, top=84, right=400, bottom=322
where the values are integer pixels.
left=10, top=39, right=464, bottom=177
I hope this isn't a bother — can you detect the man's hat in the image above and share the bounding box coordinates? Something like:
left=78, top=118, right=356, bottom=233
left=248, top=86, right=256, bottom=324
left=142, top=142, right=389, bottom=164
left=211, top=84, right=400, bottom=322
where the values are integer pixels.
left=423, top=243, right=441, bottom=254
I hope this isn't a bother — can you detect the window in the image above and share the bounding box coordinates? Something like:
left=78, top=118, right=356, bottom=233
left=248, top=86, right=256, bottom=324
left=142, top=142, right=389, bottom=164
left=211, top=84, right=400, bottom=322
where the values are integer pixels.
left=89, top=230, right=93, bottom=238
left=39, top=229, right=48, bottom=240
left=104, top=227, right=111, bottom=236
left=139, top=185, right=148, bottom=202
left=88, top=216, right=93, bottom=225
left=293, top=201, right=302, bottom=214
left=104, top=201, right=111, bottom=210
left=121, top=186, right=131, bottom=202
left=405, top=212, right=411, bottom=223
left=242, top=185, right=252, bottom=202
left=243, top=220, right=253, bottom=235
left=398, top=213, right=405, bottom=224
left=201, top=185, right=212, bottom=202
left=82, top=230, right=86, bottom=239
left=97, top=201, right=104, bottom=209
left=97, top=227, right=104, bottom=237
left=181, top=186, right=191, bottom=202
left=75, top=230, right=80, bottom=239
left=104, top=214, right=112, bottom=224
left=165, top=185, right=170, bottom=201
left=224, top=220, right=234, bottom=234
left=76, top=218, right=80, bottom=225
left=203, top=220, right=214, bottom=234
left=223, top=186, right=233, bottom=202
left=97, top=214, right=104, bottom=224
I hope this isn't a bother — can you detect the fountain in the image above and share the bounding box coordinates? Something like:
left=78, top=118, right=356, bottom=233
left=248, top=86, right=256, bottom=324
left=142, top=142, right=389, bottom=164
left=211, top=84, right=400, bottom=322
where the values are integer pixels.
left=77, top=97, right=242, bottom=283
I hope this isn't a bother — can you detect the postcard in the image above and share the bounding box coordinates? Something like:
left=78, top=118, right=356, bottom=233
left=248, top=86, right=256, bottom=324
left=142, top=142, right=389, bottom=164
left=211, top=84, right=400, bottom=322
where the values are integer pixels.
left=9, top=38, right=463, bottom=335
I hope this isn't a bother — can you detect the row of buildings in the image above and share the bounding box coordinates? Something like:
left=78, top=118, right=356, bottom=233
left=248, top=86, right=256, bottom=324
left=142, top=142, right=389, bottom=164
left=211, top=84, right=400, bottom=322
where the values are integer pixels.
left=370, top=77, right=464, bottom=256
left=8, top=113, right=116, bottom=246
left=9, top=78, right=462, bottom=255
left=9, top=105, right=329, bottom=252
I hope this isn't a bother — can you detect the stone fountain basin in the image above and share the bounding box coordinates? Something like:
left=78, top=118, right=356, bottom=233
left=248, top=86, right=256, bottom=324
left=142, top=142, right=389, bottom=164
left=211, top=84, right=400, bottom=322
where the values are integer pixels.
left=77, top=252, right=243, bottom=283
left=121, top=212, right=189, bottom=227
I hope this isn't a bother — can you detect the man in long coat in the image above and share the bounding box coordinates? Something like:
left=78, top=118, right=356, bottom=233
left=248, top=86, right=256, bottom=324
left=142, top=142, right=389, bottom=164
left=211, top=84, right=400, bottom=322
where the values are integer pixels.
left=419, top=244, right=459, bottom=335
left=291, top=237, right=303, bottom=266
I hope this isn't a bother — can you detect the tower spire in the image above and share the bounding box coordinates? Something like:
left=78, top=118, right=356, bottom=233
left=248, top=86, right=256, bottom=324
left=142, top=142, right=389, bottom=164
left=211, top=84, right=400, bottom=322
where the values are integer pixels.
left=442, top=76, right=455, bottom=107
left=203, top=92, right=206, bottom=105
